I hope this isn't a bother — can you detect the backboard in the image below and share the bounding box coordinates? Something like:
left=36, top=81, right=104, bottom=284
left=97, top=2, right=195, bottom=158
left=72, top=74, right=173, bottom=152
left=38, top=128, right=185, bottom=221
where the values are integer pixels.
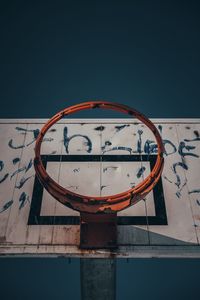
left=0, top=118, right=200, bottom=257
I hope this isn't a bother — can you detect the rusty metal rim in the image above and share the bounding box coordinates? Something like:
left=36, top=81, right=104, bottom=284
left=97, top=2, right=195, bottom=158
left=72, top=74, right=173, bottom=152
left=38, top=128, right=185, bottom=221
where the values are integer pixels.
left=34, top=101, right=164, bottom=213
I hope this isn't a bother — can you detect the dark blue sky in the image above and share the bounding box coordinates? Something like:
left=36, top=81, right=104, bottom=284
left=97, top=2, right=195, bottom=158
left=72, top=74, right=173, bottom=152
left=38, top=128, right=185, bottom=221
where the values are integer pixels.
left=0, top=1, right=200, bottom=300
left=0, top=0, right=200, bottom=118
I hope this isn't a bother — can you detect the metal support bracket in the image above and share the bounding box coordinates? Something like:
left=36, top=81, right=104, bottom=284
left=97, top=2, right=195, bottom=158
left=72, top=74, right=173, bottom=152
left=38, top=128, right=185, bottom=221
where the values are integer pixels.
left=80, top=212, right=117, bottom=249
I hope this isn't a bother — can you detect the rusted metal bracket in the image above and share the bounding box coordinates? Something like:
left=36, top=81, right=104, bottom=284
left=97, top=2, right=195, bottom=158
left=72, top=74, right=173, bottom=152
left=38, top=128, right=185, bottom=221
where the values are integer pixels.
left=80, top=212, right=117, bottom=249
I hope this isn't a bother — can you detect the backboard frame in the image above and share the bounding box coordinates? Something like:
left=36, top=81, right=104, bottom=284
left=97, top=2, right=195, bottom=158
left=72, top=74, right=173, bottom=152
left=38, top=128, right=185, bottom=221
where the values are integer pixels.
left=0, top=118, right=200, bottom=257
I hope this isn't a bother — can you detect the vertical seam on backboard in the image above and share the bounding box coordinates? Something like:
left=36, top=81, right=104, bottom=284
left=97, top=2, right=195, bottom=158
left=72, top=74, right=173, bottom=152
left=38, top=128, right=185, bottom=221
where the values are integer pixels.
left=50, top=124, right=65, bottom=246
left=100, top=124, right=103, bottom=197
left=5, top=123, right=28, bottom=241
left=140, top=123, right=150, bottom=246
left=175, top=124, right=199, bottom=245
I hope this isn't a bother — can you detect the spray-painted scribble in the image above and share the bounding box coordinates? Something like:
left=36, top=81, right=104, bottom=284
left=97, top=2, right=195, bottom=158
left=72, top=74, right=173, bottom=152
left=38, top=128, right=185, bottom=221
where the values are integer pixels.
left=176, top=180, right=187, bottom=198
left=196, top=200, right=200, bottom=206
left=12, top=157, right=20, bottom=165
left=101, top=185, right=108, bottom=191
left=49, top=128, right=57, bottom=132
left=0, top=200, right=13, bottom=213
left=172, top=162, right=188, bottom=188
left=163, top=140, right=177, bottom=156
left=10, top=166, right=26, bottom=179
left=158, top=125, right=162, bottom=133
left=8, top=127, right=40, bottom=149
left=2, top=122, right=200, bottom=215
left=15, top=176, right=33, bottom=189
left=0, top=173, right=9, bottom=184
left=94, top=126, right=105, bottom=131
left=136, top=166, right=146, bottom=178
left=101, top=141, right=112, bottom=151
left=144, top=139, right=176, bottom=156
left=178, top=142, right=199, bottom=158
left=184, top=130, right=200, bottom=142
left=8, top=139, right=25, bottom=149
left=25, top=159, right=33, bottom=173
left=51, top=150, right=57, bottom=154
left=63, top=126, right=92, bottom=153
left=163, top=175, right=173, bottom=184
left=158, top=124, right=177, bottom=155
left=0, top=161, right=9, bottom=183
left=10, top=159, right=33, bottom=179
left=189, top=189, right=200, bottom=194
left=25, top=128, right=40, bottom=146
left=19, top=192, right=29, bottom=210
left=0, top=161, right=4, bottom=172
left=115, top=124, right=130, bottom=132
left=137, top=130, right=143, bottom=153
left=144, top=140, right=157, bottom=155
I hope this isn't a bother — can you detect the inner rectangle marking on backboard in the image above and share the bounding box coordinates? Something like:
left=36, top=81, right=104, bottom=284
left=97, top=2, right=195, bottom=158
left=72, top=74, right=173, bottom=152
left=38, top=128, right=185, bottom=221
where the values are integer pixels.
left=28, top=154, right=167, bottom=226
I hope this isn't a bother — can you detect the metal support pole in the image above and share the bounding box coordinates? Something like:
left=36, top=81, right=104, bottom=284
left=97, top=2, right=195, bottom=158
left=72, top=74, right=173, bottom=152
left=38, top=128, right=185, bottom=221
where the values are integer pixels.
left=81, top=258, right=116, bottom=300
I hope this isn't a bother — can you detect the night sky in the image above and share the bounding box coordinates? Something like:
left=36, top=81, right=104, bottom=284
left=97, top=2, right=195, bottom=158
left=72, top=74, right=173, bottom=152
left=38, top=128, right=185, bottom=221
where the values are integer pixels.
left=0, top=1, right=200, bottom=299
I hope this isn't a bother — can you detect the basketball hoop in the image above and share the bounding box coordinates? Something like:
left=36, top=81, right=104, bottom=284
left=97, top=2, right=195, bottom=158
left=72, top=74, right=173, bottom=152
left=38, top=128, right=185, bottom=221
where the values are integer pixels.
left=34, top=101, right=164, bottom=248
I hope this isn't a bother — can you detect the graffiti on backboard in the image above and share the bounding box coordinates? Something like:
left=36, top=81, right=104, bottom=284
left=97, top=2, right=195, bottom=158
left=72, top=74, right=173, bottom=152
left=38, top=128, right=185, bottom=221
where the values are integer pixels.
left=0, top=124, right=200, bottom=212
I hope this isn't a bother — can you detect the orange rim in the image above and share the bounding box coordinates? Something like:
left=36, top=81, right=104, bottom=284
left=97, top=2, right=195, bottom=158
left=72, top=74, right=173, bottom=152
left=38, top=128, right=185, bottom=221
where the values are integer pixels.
left=34, top=101, right=164, bottom=213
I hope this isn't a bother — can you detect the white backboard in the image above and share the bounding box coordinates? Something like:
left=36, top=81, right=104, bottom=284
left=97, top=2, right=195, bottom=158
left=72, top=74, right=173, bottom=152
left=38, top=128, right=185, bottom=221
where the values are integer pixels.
left=0, top=118, right=200, bottom=257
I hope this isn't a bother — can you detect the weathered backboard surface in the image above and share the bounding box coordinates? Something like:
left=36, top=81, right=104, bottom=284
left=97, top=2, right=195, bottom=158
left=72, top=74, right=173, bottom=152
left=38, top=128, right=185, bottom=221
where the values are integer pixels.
left=0, top=118, right=200, bottom=257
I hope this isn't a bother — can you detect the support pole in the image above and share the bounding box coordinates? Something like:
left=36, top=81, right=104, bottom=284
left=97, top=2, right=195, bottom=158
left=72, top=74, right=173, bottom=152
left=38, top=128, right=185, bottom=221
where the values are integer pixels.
left=81, top=258, right=116, bottom=300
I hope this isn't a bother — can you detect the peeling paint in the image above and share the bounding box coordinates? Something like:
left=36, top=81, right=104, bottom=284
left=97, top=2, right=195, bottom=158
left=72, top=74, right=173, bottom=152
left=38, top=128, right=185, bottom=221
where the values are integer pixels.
left=66, top=185, right=78, bottom=190
left=103, top=166, right=118, bottom=172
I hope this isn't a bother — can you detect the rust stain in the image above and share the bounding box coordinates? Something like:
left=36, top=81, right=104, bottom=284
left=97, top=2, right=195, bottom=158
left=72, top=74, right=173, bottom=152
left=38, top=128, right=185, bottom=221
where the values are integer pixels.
left=0, top=236, right=6, bottom=243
